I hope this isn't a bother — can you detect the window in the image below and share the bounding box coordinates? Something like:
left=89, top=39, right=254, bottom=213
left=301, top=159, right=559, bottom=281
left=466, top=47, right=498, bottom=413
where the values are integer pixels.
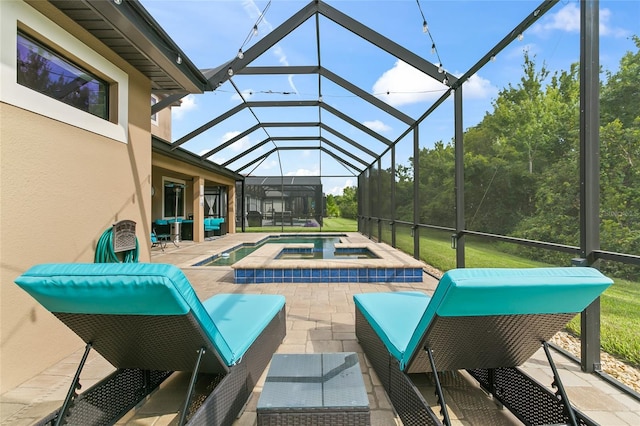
left=17, top=31, right=109, bottom=120
left=151, top=94, right=158, bottom=124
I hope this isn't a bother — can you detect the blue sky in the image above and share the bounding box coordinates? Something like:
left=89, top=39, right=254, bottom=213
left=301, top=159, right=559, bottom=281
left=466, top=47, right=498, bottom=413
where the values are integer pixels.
left=140, top=0, right=639, bottom=195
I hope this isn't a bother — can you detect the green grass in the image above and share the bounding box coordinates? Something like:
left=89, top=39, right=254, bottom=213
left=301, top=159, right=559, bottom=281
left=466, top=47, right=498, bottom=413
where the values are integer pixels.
left=245, top=217, right=357, bottom=233
left=566, top=277, right=640, bottom=366
left=405, top=229, right=640, bottom=366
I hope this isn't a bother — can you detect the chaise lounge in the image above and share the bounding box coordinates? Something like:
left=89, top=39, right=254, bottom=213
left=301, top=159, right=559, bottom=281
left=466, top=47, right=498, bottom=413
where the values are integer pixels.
left=204, top=217, right=225, bottom=237
left=354, top=267, right=613, bottom=426
left=15, top=263, right=286, bottom=425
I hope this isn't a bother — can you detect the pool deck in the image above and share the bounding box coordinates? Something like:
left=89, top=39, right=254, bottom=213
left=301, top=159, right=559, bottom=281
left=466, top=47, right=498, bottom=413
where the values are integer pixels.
left=2, top=232, right=639, bottom=425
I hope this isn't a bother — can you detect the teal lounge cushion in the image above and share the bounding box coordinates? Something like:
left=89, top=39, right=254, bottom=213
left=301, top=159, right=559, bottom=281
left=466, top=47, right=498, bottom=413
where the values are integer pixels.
left=15, top=263, right=285, bottom=366
left=402, top=267, right=613, bottom=370
left=354, top=292, right=430, bottom=365
left=203, top=294, right=285, bottom=363
left=355, top=267, right=613, bottom=371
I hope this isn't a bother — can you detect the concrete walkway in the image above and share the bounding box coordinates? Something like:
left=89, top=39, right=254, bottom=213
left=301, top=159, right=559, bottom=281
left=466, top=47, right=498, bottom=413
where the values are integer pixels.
left=2, top=233, right=639, bottom=425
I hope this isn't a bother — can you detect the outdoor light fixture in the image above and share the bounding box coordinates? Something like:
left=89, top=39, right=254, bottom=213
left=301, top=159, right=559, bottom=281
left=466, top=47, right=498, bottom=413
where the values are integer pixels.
left=227, top=67, right=234, bottom=76
left=113, top=0, right=122, bottom=4
left=253, top=24, right=258, bottom=36
left=517, top=33, right=524, bottom=41
left=237, top=49, right=244, bottom=59
left=319, top=95, right=323, bottom=103
left=176, top=54, right=182, bottom=65
left=438, top=64, right=443, bottom=73
left=431, top=43, right=436, bottom=54
left=491, top=55, right=496, bottom=62
left=422, top=20, right=428, bottom=33
left=442, top=77, right=449, bottom=86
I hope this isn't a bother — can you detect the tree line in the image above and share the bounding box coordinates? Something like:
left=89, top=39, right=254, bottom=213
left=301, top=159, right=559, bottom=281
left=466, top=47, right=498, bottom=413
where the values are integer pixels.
left=333, top=36, right=640, bottom=277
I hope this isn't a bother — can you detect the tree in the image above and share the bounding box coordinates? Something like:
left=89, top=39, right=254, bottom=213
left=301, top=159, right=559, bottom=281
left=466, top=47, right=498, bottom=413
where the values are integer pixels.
left=336, top=186, right=358, bottom=219
left=601, top=36, right=640, bottom=128
left=325, top=194, right=339, bottom=217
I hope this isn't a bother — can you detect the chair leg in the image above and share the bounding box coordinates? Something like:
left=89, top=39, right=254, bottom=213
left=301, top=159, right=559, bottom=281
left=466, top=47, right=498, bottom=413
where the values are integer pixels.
left=426, top=347, right=452, bottom=426
left=54, top=342, right=92, bottom=426
left=543, top=341, right=578, bottom=426
left=178, top=347, right=206, bottom=426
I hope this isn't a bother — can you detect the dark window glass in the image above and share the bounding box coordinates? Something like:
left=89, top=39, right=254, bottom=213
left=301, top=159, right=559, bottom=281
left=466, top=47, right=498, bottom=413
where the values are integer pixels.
left=16, top=31, right=109, bottom=120
left=164, top=183, right=185, bottom=218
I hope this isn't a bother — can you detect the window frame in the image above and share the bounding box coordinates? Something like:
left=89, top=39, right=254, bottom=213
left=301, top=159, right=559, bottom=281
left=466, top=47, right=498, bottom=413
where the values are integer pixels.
left=162, top=177, right=187, bottom=219
left=0, top=1, right=129, bottom=142
left=16, top=30, right=110, bottom=121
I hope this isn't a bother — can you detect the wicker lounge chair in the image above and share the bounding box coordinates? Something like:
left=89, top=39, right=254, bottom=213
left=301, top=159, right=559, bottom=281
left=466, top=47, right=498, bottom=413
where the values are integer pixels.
left=15, top=263, right=287, bottom=425
left=354, top=267, right=613, bottom=426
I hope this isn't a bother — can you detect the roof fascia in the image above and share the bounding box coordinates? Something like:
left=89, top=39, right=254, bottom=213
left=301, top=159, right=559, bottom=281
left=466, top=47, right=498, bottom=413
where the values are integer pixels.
left=86, top=0, right=209, bottom=93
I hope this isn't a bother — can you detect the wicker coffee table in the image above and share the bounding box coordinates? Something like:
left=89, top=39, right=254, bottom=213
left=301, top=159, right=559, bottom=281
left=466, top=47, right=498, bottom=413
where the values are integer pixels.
left=257, top=352, right=370, bottom=425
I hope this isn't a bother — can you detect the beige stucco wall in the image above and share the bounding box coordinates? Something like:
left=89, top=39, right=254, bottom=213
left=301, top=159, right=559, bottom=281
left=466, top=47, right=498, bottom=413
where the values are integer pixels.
left=151, top=98, right=173, bottom=141
left=0, top=1, right=154, bottom=393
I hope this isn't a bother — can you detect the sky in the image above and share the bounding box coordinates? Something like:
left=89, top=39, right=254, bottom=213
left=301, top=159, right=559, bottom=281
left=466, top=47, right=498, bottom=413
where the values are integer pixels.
left=140, top=0, right=639, bottom=196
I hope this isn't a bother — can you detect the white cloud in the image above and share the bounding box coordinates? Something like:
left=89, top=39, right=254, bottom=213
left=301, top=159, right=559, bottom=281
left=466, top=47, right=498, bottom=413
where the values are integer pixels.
left=254, top=159, right=279, bottom=171
left=327, top=179, right=354, bottom=196
left=534, top=3, right=580, bottom=34
left=172, top=95, right=197, bottom=120
left=285, top=167, right=320, bottom=176
left=461, top=74, right=498, bottom=99
left=221, top=131, right=250, bottom=152
left=372, top=60, right=448, bottom=107
left=362, top=120, right=391, bottom=133
left=532, top=4, right=629, bottom=38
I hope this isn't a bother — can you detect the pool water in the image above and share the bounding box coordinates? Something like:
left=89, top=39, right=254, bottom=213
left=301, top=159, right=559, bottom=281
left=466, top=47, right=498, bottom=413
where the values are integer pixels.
left=205, top=235, right=353, bottom=266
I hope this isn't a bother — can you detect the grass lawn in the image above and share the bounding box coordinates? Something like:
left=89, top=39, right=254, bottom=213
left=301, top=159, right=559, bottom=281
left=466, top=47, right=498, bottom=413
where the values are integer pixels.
left=245, top=217, right=357, bottom=233
left=396, top=228, right=640, bottom=366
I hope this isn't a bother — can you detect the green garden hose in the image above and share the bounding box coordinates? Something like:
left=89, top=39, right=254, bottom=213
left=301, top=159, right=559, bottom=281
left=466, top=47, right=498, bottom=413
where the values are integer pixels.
left=94, top=227, right=139, bottom=263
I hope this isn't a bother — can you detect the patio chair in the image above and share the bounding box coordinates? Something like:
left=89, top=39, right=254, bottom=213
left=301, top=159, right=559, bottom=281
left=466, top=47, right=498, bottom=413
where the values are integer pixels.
left=14, top=263, right=287, bottom=426
left=150, top=229, right=167, bottom=251
left=354, top=267, right=613, bottom=426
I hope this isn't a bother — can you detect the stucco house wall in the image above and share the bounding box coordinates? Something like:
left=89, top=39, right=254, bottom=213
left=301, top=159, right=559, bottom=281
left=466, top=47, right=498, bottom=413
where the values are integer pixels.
left=0, top=0, right=155, bottom=393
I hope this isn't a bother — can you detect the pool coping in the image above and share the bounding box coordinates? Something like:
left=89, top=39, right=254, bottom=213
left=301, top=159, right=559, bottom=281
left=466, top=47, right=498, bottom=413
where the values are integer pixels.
left=230, top=240, right=425, bottom=284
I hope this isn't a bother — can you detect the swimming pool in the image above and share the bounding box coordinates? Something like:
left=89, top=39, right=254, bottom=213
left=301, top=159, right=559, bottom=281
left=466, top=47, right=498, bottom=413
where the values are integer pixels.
left=201, top=235, right=350, bottom=266
left=194, top=234, right=425, bottom=284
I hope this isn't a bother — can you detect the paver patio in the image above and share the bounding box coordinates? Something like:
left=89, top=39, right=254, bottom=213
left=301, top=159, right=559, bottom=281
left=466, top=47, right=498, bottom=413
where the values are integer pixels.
left=2, top=233, right=639, bottom=425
